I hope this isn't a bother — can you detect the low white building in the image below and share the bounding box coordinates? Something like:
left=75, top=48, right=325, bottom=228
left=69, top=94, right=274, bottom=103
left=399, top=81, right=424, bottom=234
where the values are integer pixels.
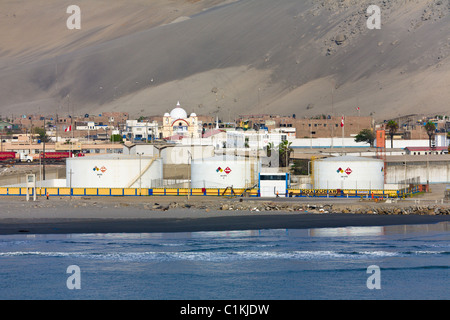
left=178, top=129, right=227, bottom=149
left=124, top=120, right=159, bottom=142
left=76, top=121, right=114, bottom=131
left=259, top=172, right=290, bottom=197
left=291, top=137, right=370, bottom=149
left=226, top=130, right=291, bottom=150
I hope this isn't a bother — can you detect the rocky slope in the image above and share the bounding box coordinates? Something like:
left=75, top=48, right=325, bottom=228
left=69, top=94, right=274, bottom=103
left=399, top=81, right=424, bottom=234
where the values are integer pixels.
left=0, top=0, right=449, bottom=120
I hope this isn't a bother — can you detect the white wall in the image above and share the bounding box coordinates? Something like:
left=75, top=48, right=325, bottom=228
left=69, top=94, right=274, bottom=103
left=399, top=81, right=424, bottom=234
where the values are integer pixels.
left=291, top=138, right=370, bottom=148
left=381, top=139, right=429, bottom=149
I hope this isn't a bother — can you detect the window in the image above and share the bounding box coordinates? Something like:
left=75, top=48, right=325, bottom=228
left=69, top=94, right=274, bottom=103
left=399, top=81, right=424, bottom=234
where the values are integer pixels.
left=260, top=175, right=287, bottom=181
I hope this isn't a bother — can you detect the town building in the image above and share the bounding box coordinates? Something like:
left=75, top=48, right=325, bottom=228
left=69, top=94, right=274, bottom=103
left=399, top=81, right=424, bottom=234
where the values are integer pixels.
left=237, top=114, right=372, bottom=138
left=161, top=102, right=202, bottom=139
left=123, top=120, right=159, bottom=142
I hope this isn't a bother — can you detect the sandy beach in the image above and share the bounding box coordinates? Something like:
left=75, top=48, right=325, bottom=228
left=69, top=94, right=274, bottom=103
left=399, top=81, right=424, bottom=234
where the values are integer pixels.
left=0, top=196, right=448, bottom=235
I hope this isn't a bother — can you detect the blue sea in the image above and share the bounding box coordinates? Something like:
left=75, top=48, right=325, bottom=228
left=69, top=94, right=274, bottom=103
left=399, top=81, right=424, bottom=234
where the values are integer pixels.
left=0, top=222, right=448, bottom=300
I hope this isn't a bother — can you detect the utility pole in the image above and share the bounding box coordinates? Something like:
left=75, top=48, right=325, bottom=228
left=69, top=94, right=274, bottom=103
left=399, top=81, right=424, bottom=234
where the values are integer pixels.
left=69, top=169, right=73, bottom=200
left=43, top=137, right=46, bottom=180
left=137, top=152, right=143, bottom=195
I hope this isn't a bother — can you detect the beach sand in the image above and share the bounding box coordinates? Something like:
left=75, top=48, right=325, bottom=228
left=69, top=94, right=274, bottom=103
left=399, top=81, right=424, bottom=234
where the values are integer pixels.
left=0, top=196, right=448, bottom=235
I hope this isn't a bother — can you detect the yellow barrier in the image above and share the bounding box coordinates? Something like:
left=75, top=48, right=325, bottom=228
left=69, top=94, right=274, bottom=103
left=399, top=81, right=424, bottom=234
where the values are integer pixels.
left=191, top=189, right=204, bottom=196
left=0, top=187, right=408, bottom=198
left=85, top=188, right=98, bottom=196
left=72, top=188, right=85, bottom=196
left=110, top=189, right=123, bottom=196
left=124, top=188, right=136, bottom=196
left=58, top=188, right=71, bottom=196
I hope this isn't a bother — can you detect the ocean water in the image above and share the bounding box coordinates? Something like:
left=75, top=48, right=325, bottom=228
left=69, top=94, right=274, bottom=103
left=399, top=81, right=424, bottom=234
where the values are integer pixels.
left=0, top=222, right=448, bottom=300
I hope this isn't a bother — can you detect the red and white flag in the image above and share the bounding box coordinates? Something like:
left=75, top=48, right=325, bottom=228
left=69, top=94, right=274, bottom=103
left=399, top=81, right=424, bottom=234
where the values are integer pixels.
left=340, top=116, right=344, bottom=127
left=356, top=107, right=360, bottom=111
left=65, top=125, right=72, bottom=132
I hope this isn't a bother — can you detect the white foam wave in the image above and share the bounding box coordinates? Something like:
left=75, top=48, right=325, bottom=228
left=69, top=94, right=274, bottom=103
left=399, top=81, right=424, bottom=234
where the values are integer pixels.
left=0, top=249, right=445, bottom=262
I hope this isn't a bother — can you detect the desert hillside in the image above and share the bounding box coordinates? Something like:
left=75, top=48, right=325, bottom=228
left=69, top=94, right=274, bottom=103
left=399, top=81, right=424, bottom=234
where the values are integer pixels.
left=0, top=0, right=449, bottom=121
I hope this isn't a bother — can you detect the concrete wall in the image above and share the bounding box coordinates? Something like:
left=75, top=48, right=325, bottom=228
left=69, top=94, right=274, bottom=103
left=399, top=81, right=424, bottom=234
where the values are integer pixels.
left=0, top=167, right=65, bottom=186
left=161, top=145, right=214, bottom=164
left=386, top=161, right=450, bottom=184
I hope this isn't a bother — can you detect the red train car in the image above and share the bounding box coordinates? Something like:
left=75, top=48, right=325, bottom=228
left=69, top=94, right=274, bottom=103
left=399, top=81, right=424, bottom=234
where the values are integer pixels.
left=0, top=152, right=16, bottom=163
left=40, top=152, right=72, bottom=162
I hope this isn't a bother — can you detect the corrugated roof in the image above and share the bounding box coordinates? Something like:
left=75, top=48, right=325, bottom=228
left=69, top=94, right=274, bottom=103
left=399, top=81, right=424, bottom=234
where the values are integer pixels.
left=406, top=146, right=447, bottom=151
left=318, top=155, right=381, bottom=162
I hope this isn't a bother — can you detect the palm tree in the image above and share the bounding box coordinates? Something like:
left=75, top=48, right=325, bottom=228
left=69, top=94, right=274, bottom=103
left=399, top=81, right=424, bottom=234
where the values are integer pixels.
left=385, top=120, right=398, bottom=148
left=424, top=121, right=436, bottom=147
left=33, top=127, right=49, bottom=180
left=278, top=140, right=292, bottom=168
left=266, top=142, right=274, bottom=157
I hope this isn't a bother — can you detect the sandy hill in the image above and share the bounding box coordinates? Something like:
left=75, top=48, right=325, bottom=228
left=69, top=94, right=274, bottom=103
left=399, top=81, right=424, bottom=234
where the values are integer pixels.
left=0, top=0, right=449, bottom=121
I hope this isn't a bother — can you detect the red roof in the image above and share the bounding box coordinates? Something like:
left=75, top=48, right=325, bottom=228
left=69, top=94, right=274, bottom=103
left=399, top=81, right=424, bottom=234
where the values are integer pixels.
left=165, top=134, right=184, bottom=141
left=202, top=129, right=224, bottom=138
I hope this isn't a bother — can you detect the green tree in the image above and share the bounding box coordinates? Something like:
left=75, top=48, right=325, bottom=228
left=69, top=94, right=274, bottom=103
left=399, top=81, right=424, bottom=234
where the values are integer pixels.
left=385, top=120, right=398, bottom=148
left=278, top=140, right=292, bottom=168
left=33, top=127, right=49, bottom=143
left=354, top=129, right=375, bottom=147
left=266, top=142, right=274, bottom=157
left=424, top=121, right=436, bottom=147
left=291, top=159, right=309, bottom=175
left=110, top=134, right=123, bottom=143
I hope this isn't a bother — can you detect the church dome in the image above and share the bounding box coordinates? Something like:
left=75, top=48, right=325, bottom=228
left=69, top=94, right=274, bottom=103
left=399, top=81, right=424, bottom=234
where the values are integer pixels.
left=169, top=101, right=188, bottom=119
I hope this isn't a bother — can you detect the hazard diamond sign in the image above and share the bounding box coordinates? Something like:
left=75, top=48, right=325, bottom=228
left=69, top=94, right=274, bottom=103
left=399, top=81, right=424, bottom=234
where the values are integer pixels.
left=345, top=167, right=352, bottom=175
left=224, top=167, right=232, bottom=174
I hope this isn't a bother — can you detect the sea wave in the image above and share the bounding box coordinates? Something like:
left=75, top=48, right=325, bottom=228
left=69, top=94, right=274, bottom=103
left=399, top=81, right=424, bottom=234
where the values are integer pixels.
left=0, top=249, right=447, bottom=262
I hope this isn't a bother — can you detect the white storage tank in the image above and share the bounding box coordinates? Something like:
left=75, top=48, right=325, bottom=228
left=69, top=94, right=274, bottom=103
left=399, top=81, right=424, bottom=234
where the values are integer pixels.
left=313, top=156, right=384, bottom=190
left=66, top=154, right=163, bottom=188
left=191, top=155, right=260, bottom=189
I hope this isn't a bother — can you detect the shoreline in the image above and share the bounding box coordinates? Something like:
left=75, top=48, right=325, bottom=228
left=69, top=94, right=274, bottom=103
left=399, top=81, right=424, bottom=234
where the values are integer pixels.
left=0, top=214, right=448, bottom=235
left=0, top=196, right=449, bottom=235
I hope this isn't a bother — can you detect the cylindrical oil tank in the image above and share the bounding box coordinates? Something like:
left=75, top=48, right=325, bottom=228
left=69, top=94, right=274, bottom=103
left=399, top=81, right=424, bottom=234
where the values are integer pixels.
left=66, top=154, right=163, bottom=188
left=191, top=155, right=261, bottom=189
left=313, top=156, right=384, bottom=190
